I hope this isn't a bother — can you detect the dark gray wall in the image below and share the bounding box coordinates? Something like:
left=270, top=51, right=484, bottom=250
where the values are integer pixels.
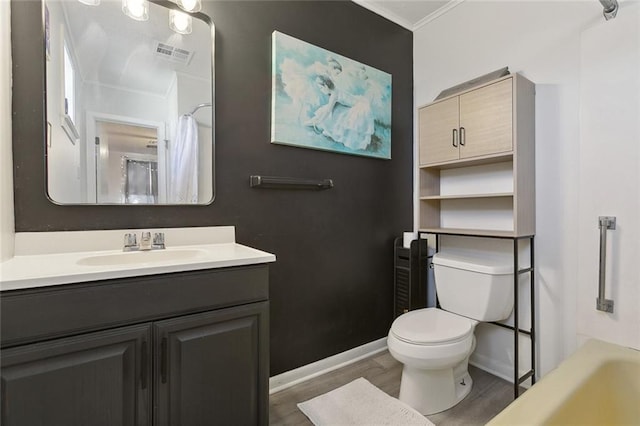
left=11, top=0, right=413, bottom=375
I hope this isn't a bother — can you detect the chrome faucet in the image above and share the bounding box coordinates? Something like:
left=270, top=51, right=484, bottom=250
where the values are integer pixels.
left=123, top=231, right=166, bottom=251
left=140, top=232, right=152, bottom=251
left=152, top=232, right=166, bottom=250
left=123, top=233, right=139, bottom=252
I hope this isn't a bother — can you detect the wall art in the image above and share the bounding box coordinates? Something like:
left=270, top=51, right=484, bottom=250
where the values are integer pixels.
left=271, top=31, right=392, bottom=159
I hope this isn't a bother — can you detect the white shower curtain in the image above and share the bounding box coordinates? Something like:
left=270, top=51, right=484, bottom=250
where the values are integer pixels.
left=169, top=114, right=199, bottom=203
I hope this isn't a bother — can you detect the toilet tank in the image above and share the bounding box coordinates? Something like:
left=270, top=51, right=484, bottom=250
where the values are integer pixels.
left=432, top=251, right=514, bottom=321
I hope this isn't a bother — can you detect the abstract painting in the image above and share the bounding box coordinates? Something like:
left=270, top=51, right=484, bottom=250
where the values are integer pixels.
left=271, top=31, right=392, bottom=159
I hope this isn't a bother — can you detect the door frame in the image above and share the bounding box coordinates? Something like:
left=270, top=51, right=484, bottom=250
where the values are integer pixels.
left=85, top=111, right=167, bottom=204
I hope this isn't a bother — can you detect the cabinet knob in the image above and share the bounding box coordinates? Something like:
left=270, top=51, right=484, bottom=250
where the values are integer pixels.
left=452, top=128, right=458, bottom=147
left=459, top=127, right=466, bottom=146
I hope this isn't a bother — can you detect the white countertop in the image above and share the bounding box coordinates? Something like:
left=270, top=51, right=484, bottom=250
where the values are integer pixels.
left=0, top=226, right=276, bottom=291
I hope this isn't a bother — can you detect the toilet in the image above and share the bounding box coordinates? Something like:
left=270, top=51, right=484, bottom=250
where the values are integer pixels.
left=387, top=250, right=514, bottom=415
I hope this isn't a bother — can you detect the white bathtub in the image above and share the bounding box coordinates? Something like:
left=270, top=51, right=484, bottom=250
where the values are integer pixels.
left=488, top=339, right=640, bottom=426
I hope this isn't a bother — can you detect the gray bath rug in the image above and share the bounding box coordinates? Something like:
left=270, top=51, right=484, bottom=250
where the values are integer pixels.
left=297, top=377, right=435, bottom=425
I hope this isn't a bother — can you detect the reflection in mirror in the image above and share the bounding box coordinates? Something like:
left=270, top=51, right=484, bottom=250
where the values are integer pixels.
left=45, top=0, right=214, bottom=204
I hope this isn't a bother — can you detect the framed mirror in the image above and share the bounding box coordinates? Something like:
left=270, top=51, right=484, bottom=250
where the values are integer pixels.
left=44, top=0, right=214, bottom=204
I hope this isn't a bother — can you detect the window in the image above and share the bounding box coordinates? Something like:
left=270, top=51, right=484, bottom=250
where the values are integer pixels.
left=63, top=42, right=76, bottom=123
left=61, top=39, right=80, bottom=143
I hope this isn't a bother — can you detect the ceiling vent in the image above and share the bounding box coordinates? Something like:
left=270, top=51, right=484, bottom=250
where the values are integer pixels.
left=154, top=41, right=194, bottom=65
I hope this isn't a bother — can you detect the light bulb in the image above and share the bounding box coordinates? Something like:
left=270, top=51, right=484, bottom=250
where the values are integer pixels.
left=177, top=0, right=201, bottom=13
left=169, top=10, right=192, bottom=34
left=122, top=0, right=148, bottom=21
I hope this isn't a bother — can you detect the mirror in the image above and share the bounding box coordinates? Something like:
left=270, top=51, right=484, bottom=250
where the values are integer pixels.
left=45, top=0, right=214, bottom=204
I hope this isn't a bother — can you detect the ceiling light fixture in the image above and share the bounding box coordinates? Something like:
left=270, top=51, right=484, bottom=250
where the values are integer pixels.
left=169, top=9, right=192, bottom=34
left=122, top=0, right=149, bottom=21
left=176, top=0, right=201, bottom=13
left=78, top=0, right=101, bottom=5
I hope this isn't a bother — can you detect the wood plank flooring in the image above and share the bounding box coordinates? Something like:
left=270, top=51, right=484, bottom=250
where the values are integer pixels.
left=269, top=350, right=518, bottom=425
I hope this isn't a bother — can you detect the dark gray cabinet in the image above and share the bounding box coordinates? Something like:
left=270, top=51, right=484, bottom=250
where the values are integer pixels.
left=2, top=324, right=152, bottom=426
left=1, top=265, right=270, bottom=426
left=155, top=303, right=268, bottom=426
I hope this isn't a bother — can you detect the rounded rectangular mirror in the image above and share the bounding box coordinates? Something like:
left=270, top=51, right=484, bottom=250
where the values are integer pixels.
left=45, top=0, right=214, bottom=204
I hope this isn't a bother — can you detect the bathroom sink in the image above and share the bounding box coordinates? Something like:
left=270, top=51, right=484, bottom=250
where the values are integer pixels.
left=76, top=248, right=209, bottom=266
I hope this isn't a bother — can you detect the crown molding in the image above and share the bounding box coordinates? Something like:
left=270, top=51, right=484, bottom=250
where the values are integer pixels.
left=413, top=0, right=466, bottom=30
left=352, top=0, right=467, bottom=32
left=351, top=0, right=415, bottom=30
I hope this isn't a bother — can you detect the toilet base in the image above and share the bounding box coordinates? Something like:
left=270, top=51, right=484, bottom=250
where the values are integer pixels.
left=398, top=363, right=473, bottom=415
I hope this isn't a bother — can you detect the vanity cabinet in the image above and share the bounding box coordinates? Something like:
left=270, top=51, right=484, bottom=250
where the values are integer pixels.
left=154, top=304, right=267, bottom=426
left=418, top=74, right=535, bottom=236
left=0, top=265, right=270, bottom=426
left=2, top=324, right=152, bottom=426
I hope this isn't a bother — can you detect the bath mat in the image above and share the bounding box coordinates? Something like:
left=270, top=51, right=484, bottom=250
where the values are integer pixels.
left=297, top=377, right=434, bottom=425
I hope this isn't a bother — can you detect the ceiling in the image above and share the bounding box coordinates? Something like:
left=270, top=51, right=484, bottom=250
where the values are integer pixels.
left=353, top=0, right=457, bottom=30
left=61, top=0, right=212, bottom=98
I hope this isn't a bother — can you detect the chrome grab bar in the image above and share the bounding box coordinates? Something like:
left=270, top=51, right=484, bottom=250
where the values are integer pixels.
left=596, top=216, right=616, bottom=313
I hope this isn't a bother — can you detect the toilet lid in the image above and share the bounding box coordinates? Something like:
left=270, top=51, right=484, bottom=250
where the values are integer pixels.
left=390, top=308, right=474, bottom=345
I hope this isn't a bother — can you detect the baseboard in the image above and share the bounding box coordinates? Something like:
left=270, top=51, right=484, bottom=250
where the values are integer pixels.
left=470, top=354, right=533, bottom=389
left=269, top=338, right=388, bottom=394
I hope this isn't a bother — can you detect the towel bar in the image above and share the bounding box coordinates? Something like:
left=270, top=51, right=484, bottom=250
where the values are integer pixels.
left=249, top=175, right=333, bottom=190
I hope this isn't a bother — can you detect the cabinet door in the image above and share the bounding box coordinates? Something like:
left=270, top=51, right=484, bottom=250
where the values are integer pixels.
left=1, top=324, right=152, bottom=426
left=419, top=97, right=460, bottom=165
left=459, top=78, right=513, bottom=159
left=154, top=302, right=269, bottom=426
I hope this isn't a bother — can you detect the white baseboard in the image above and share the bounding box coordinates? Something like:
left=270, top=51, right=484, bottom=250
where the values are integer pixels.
left=269, top=338, right=388, bottom=394
left=470, top=354, right=533, bottom=389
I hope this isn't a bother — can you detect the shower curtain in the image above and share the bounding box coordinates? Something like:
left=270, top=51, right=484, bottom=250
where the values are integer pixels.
left=170, top=114, right=198, bottom=203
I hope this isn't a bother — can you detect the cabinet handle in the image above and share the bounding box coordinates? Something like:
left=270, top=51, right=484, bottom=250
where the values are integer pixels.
left=459, top=127, right=466, bottom=146
left=452, top=128, right=458, bottom=147
left=161, top=337, right=168, bottom=384
left=140, top=339, right=148, bottom=390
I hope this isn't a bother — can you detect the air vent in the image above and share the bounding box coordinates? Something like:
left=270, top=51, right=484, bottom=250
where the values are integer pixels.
left=154, top=41, right=194, bottom=64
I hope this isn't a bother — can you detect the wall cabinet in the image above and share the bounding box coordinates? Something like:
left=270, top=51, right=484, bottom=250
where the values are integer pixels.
left=419, top=78, right=513, bottom=165
left=417, top=74, right=535, bottom=237
left=1, top=265, right=270, bottom=426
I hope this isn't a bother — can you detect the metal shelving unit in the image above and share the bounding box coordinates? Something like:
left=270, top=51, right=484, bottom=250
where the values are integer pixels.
left=417, top=230, right=536, bottom=399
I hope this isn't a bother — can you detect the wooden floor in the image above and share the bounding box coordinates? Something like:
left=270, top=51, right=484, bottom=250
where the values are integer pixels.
left=269, top=350, right=518, bottom=425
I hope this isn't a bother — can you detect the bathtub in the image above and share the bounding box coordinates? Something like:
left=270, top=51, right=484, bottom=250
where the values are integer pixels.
left=487, top=339, right=640, bottom=426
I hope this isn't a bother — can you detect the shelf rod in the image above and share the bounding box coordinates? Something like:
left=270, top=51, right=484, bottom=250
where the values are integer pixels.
left=489, top=321, right=532, bottom=336
left=250, top=175, right=333, bottom=190
left=517, top=369, right=535, bottom=385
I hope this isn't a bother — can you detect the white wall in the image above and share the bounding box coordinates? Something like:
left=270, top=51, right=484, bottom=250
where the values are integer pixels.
left=46, top=0, right=83, bottom=204
left=415, top=0, right=640, bottom=380
left=0, top=0, right=15, bottom=261
left=576, top=5, right=640, bottom=348
left=83, top=82, right=170, bottom=123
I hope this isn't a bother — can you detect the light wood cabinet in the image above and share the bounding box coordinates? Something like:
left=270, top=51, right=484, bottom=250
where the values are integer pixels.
left=419, top=78, right=513, bottom=166
left=419, top=97, right=460, bottom=165
left=417, top=74, right=535, bottom=237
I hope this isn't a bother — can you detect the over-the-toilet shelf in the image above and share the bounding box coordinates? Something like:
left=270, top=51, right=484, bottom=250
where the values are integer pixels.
left=417, top=73, right=535, bottom=237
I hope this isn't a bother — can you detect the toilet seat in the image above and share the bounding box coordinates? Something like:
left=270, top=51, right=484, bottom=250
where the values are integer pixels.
left=390, top=308, right=475, bottom=345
